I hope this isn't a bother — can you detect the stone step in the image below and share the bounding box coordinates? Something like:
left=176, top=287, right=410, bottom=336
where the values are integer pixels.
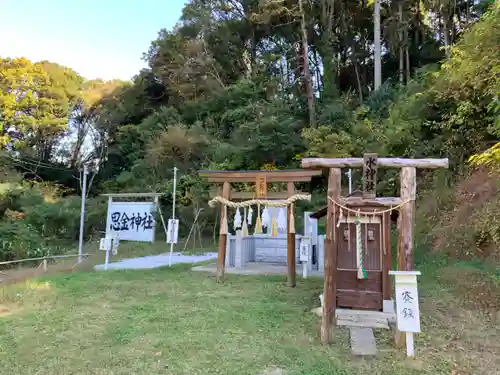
left=350, top=327, right=377, bottom=356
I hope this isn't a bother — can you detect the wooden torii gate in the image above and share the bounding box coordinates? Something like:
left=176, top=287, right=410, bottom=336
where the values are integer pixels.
left=199, top=169, right=322, bottom=285
left=301, top=155, right=449, bottom=345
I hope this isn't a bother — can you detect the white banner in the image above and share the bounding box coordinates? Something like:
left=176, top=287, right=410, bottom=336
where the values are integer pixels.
left=106, top=201, right=156, bottom=242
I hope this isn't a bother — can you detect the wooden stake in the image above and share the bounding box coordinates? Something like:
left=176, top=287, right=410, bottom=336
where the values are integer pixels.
left=395, top=166, right=416, bottom=347
left=216, top=181, right=231, bottom=283
left=321, top=168, right=341, bottom=344
left=287, top=182, right=296, bottom=287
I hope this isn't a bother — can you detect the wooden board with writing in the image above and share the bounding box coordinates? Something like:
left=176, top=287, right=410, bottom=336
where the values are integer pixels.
left=363, top=153, right=378, bottom=198
left=395, top=283, right=421, bottom=333
left=255, top=176, right=267, bottom=198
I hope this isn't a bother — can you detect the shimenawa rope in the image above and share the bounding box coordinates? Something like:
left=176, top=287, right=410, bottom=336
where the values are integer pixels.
left=208, top=194, right=311, bottom=208
left=328, top=197, right=410, bottom=215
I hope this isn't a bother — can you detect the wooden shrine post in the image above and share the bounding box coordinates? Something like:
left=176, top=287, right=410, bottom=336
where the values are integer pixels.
left=217, top=182, right=231, bottom=282
left=287, top=182, right=296, bottom=287
left=321, top=168, right=341, bottom=343
left=301, top=156, right=448, bottom=345
left=394, top=166, right=417, bottom=347
left=200, top=170, right=321, bottom=284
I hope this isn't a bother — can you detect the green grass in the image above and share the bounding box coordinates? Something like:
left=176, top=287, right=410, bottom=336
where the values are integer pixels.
left=0, top=251, right=499, bottom=374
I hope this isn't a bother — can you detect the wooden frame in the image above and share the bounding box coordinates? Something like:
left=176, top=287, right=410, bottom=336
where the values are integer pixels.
left=200, top=169, right=322, bottom=286
left=301, top=155, right=448, bottom=345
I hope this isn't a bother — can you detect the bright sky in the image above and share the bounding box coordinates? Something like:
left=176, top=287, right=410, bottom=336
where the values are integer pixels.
left=1, top=0, right=187, bottom=81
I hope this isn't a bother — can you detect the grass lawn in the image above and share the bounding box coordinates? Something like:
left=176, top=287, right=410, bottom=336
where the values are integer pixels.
left=0, top=250, right=499, bottom=375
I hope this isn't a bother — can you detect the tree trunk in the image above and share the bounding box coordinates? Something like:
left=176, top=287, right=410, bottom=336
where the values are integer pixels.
left=399, top=2, right=404, bottom=84
left=405, top=26, right=410, bottom=83
left=299, top=0, right=315, bottom=127
left=319, top=0, right=338, bottom=98
left=374, top=0, right=382, bottom=90
left=442, top=9, right=451, bottom=58
left=405, top=1, right=410, bottom=83
left=250, top=25, right=257, bottom=78
left=415, top=0, right=420, bottom=46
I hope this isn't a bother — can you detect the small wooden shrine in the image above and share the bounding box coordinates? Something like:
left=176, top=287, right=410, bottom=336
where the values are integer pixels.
left=301, top=154, right=449, bottom=345
left=310, top=190, right=394, bottom=311
left=199, top=169, right=322, bottom=286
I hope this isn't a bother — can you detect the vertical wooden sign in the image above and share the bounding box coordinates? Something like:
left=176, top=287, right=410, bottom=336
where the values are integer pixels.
left=363, top=153, right=378, bottom=198
left=255, top=175, right=267, bottom=198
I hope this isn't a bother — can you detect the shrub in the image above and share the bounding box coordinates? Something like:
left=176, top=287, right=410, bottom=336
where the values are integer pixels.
left=0, top=183, right=108, bottom=261
left=20, top=195, right=107, bottom=242
left=0, top=220, right=51, bottom=262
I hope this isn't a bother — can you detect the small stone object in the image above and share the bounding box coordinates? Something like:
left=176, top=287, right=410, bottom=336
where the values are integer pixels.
left=259, top=367, right=287, bottom=375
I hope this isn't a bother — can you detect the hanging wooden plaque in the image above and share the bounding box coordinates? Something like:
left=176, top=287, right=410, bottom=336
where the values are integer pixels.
left=256, top=176, right=267, bottom=198
left=363, top=153, right=378, bottom=198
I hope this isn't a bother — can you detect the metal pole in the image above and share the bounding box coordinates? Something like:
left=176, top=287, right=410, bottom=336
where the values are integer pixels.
left=346, top=169, right=353, bottom=194
left=169, top=167, right=178, bottom=266
left=104, top=249, right=110, bottom=271
left=78, top=164, right=89, bottom=263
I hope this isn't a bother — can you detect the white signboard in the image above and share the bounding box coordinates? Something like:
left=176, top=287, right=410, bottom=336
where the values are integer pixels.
left=99, top=237, right=112, bottom=251
left=167, top=219, right=179, bottom=244
left=299, top=238, right=310, bottom=262
left=106, top=201, right=156, bottom=242
left=389, top=270, right=422, bottom=357
left=304, top=212, right=318, bottom=246
left=395, top=283, right=421, bottom=332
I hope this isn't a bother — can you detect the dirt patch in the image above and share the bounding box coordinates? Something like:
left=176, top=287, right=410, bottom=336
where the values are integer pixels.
left=439, top=266, right=500, bottom=316
left=0, top=262, right=78, bottom=286
left=426, top=168, right=500, bottom=260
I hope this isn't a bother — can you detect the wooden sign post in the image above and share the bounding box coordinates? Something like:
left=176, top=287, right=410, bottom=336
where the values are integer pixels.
left=299, top=236, right=311, bottom=279
left=389, top=270, right=422, bottom=357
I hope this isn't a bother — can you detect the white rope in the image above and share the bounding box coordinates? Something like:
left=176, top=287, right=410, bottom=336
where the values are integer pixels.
left=328, top=197, right=410, bottom=215
left=208, top=194, right=311, bottom=208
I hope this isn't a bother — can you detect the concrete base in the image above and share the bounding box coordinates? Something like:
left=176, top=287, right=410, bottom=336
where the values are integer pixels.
left=192, top=262, right=324, bottom=277
left=383, top=299, right=397, bottom=324
left=94, top=252, right=218, bottom=271
left=350, top=327, right=377, bottom=356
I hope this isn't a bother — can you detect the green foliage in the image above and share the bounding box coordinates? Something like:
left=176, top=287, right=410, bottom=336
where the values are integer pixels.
left=20, top=195, right=105, bottom=242
left=472, top=195, right=500, bottom=253
left=0, top=220, right=51, bottom=261
left=0, top=184, right=106, bottom=261
left=0, top=0, right=499, bottom=262
left=0, top=58, right=83, bottom=154
left=469, top=142, right=500, bottom=169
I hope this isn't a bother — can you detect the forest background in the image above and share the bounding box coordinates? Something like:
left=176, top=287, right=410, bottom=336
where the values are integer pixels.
left=0, top=0, right=498, bottom=265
